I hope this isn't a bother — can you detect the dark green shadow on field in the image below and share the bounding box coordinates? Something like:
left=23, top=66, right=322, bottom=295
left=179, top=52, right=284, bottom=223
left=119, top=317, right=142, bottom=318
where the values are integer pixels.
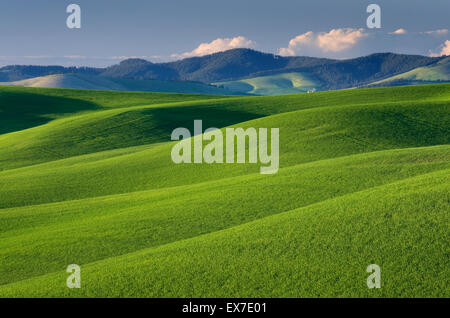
left=141, top=104, right=263, bottom=142
left=63, top=103, right=264, bottom=153
left=0, top=91, right=100, bottom=134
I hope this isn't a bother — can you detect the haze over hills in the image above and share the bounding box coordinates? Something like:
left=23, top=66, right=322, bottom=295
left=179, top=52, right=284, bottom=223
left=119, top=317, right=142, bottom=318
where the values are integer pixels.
left=0, top=49, right=448, bottom=95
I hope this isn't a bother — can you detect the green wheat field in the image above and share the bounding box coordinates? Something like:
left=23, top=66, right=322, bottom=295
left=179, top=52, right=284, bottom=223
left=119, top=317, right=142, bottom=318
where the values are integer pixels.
left=0, top=84, right=449, bottom=297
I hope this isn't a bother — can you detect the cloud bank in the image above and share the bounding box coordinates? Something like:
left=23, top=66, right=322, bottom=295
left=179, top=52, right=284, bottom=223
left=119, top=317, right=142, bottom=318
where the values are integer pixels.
left=423, top=29, right=448, bottom=35
left=438, top=40, right=450, bottom=56
left=429, top=40, right=450, bottom=57
left=172, top=36, right=255, bottom=59
left=390, top=28, right=407, bottom=35
left=441, top=40, right=450, bottom=55
left=278, top=28, right=368, bottom=57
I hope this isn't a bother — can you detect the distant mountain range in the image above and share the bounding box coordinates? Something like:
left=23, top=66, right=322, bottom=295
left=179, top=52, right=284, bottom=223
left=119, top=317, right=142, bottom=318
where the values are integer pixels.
left=1, top=49, right=448, bottom=95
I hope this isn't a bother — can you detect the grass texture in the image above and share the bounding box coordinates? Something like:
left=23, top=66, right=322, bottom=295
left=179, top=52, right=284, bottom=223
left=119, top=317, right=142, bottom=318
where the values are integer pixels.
left=0, top=84, right=449, bottom=297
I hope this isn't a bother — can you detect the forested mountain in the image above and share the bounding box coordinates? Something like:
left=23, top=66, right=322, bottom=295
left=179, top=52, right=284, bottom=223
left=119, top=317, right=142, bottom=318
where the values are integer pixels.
left=0, top=49, right=445, bottom=92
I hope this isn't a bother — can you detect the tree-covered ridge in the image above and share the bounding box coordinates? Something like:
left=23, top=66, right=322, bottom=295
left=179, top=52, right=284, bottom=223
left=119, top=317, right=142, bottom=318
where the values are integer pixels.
left=1, top=49, right=444, bottom=90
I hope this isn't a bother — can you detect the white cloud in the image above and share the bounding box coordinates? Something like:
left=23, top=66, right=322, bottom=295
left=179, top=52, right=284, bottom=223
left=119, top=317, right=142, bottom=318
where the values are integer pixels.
left=278, top=31, right=315, bottom=56
left=278, top=28, right=368, bottom=56
left=429, top=40, right=450, bottom=57
left=423, top=29, right=449, bottom=35
left=439, top=40, right=450, bottom=56
left=172, top=36, right=255, bottom=59
left=389, top=28, right=407, bottom=35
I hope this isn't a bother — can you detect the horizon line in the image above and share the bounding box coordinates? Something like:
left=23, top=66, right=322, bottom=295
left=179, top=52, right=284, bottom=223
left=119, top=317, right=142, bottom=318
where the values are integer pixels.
left=1, top=49, right=446, bottom=69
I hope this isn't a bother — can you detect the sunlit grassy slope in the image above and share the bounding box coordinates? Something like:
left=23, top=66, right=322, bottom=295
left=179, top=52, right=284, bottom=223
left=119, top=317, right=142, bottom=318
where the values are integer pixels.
left=0, top=84, right=449, bottom=297
left=370, top=57, right=450, bottom=86
left=214, top=72, right=321, bottom=95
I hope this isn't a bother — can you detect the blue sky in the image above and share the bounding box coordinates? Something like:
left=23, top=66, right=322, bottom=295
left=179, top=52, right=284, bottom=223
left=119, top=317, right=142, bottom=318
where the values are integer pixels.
left=0, top=0, right=448, bottom=66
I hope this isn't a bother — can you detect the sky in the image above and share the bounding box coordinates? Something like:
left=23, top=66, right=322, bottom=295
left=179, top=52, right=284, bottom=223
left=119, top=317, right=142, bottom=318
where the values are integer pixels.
left=0, top=0, right=448, bottom=67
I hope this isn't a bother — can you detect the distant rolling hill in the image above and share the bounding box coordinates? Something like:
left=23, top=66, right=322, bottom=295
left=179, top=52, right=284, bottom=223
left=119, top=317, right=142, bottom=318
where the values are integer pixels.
left=215, top=72, right=321, bottom=95
left=0, top=49, right=447, bottom=95
left=215, top=53, right=450, bottom=95
left=0, top=73, right=240, bottom=95
left=368, top=56, right=450, bottom=87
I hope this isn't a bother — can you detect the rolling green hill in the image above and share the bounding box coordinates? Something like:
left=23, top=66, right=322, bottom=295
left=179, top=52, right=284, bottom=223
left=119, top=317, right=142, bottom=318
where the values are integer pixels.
left=0, top=84, right=448, bottom=297
left=369, top=57, right=450, bottom=87
left=214, top=72, right=321, bottom=95
left=214, top=55, right=450, bottom=95
left=0, top=73, right=238, bottom=95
